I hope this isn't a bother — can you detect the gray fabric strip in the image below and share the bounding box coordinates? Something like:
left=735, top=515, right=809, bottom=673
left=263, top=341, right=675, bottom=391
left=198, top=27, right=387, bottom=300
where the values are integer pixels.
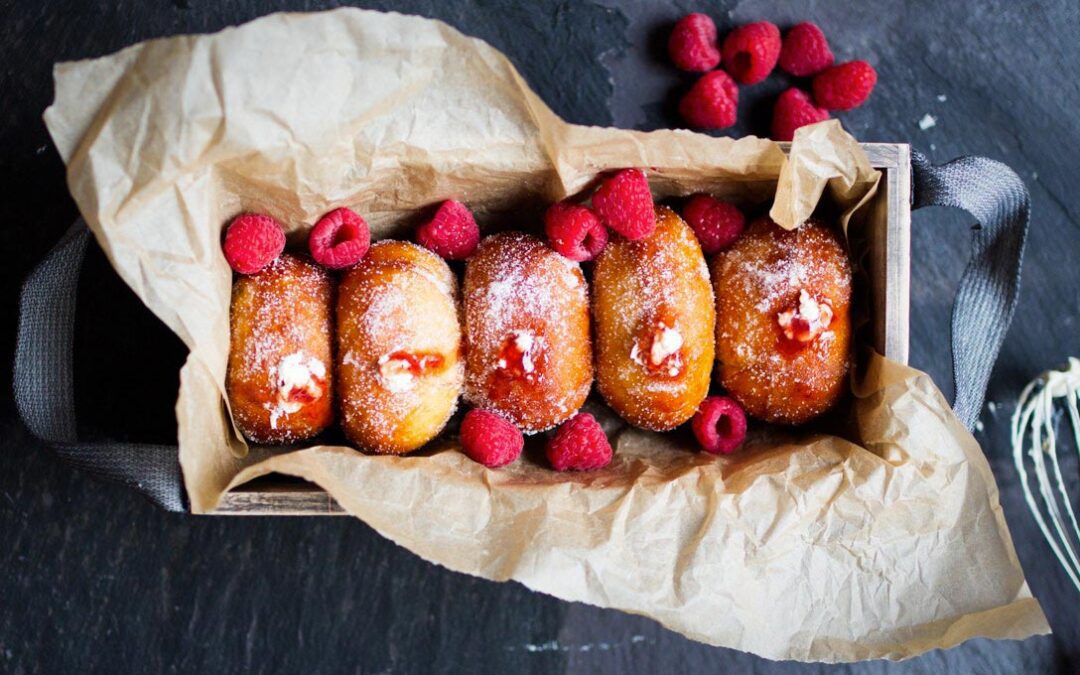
left=912, top=151, right=1030, bottom=430
left=13, top=222, right=185, bottom=511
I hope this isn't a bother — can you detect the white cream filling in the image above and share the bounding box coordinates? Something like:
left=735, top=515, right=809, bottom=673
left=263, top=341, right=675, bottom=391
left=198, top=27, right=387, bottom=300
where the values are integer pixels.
left=778, top=290, right=833, bottom=341
left=632, top=323, right=683, bottom=376
left=378, top=352, right=417, bottom=393
left=498, top=330, right=537, bottom=374
left=649, top=325, right=683, bottom=367
left=265, top=352, right=326, bottom=428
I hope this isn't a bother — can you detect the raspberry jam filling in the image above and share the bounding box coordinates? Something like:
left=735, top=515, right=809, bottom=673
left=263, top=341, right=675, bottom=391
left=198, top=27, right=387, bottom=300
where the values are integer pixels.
left=378, top=350, right=445, bottom=392
left=495, top=330, right=541, bottom=382
left=777, top=289, right=834, bottom=343
left=266, top=352, right=327, bottom=428
left=630, top=317, right=685, bottom=377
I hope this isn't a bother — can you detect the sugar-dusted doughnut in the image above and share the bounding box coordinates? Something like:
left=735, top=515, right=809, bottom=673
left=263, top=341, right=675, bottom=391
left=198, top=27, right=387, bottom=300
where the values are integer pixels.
left=337, top=240, right=463, bottom=454
left=593, top=206, right=715, bottom=431
left=463, top=232, right=592, bottom=433
left=712, top=216, right=852, bottom=424
left=227, top=254, right=334, bottom=444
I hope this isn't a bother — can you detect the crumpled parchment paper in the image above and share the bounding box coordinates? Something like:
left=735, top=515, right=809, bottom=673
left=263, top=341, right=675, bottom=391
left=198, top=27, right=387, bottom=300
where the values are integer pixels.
left=43, top=8, right=1048, bottom=662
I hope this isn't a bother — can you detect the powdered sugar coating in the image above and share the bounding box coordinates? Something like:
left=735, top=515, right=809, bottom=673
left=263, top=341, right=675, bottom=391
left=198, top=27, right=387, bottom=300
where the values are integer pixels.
left=463, top=232, right=592, bottom=433
left=593, top=207, right=715, bottom=431
left=227, top=254, right=334, bottom=444
left=337, top=240, right=463, bottom=454
left=713, top=216, right=852, bottom=424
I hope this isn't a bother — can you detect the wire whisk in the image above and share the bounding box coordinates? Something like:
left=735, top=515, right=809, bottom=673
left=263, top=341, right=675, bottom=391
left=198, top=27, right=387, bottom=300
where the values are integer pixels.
left=1012, top=357, right=1080, bottom=591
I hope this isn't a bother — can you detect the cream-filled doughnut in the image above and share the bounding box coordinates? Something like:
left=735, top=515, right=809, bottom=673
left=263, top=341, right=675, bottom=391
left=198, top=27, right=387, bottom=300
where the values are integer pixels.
left=712, top=216, right=852, bottom=424
left=337, top=240, right=464, bottom=454
left=593, top=206, right=715, bottom=431
left=463, top=232, right=592, bottom=433
left=227, top=254, right=334, bottom=443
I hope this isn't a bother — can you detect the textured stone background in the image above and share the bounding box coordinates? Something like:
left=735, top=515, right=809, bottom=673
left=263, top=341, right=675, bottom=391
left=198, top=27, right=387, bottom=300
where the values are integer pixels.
left=2, top=1, right=1077, bottom=672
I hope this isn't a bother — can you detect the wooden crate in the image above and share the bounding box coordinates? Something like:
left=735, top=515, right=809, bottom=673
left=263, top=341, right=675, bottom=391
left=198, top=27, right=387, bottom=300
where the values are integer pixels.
left=212, top=143, right=912, bottom=516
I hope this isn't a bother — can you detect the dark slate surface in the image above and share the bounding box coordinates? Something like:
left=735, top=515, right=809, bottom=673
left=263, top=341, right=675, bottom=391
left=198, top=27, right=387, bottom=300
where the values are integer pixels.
left=2, top=1, right=1078, bottom=672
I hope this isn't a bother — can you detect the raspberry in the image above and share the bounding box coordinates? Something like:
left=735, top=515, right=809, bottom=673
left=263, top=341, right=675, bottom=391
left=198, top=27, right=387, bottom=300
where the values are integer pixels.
left=460, top=409, right=524, bottom=468
left=544, top=202, right=608, bottom=262
left=682, top=195, right=745, bottom=254
left=308, top=207, right=371, bottom=269
left=591, top=169, right=656, bottom=241
left=668, top=13, right=721, bottom=72
left=778, top=22, right=834, bottom=77
left=692, top=396, right=748, bottom=455
left=813, top=61, right=877, bottom=111
left=222, top=213, right=286, bottom=274
left=721, top=21, right=781, bottom=85
left=771, top=87, right=830, bottom=142
left=546, top=413, right=613, bottom=472
left=678, top=70, right=739, bottom=130
left=416, top=200, right=481, bottom=260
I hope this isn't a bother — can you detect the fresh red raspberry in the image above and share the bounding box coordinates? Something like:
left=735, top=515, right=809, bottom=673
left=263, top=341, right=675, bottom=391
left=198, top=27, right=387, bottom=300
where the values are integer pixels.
left=544, top=202, right=608, bottom=262
left=416, top=200, right=481, bottom=260
left=771, top=87, right=830, bottom=142
left=682, top=195, right=745, bottom=254
left=308, top=207, right=371, bottom=269
left=721, top=21, right=781, bottom=84
left=678, top=70, right=739, bottom=130
left=591, top=169, right=656, bottom=241
left=778, top=22, right=834, bottom=77
left=692, top=396, right=747, bottom=455
left=222, top=213, right=286, bottom=274
left=546, top=413, right=613, bottom=471
left=813, top=61, right=877, bottom=111
left=668, top=13, right=721, bottom=72
left=460, top=409, right=524, bottom=468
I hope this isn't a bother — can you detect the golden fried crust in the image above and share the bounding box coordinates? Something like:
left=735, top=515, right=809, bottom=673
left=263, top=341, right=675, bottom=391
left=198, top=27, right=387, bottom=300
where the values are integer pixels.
left=463, top=232, right=593, bottom=433
left=227, top=254, right=334, bottom=444
left=593, top=206, right=716, bottom=431
left=337, top=240, right=463, bottom=454
left=713, top=217, right=852, bottom=424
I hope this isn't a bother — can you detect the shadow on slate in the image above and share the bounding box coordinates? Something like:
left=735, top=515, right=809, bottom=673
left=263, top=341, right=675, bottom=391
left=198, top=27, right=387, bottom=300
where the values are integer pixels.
left=73, top=245, right=186, bottom=445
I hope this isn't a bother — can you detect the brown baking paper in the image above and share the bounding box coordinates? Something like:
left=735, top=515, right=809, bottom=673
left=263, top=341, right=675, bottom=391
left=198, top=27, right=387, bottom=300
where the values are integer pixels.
left=44, top=8, right=1048, bottom=662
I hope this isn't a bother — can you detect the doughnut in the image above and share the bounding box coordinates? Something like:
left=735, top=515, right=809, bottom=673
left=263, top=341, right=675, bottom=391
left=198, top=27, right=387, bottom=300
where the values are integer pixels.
left=463, top=232, right=592, bottom=433
left=593, top=206, right=715, bottom=431
left=712, top=216, right=852, bottom=424
left=337, top=240, right=463, bottom=454
left=226, top=254, right=334, bottom=444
